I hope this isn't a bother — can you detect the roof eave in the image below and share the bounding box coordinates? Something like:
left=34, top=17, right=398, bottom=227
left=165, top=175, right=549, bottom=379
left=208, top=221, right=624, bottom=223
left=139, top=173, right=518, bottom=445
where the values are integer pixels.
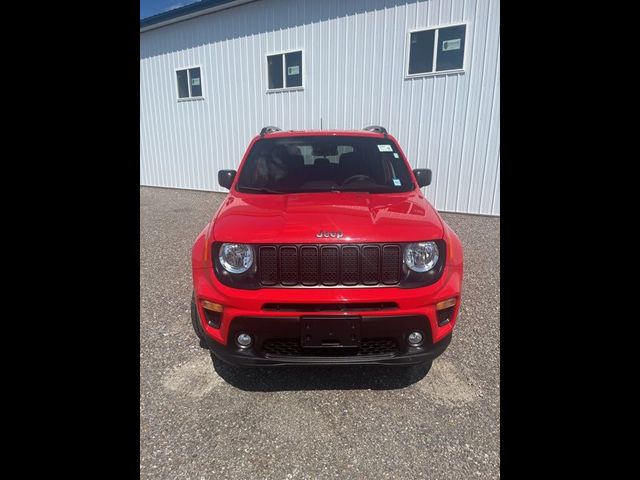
left=140, top=0, right=259, bottom=33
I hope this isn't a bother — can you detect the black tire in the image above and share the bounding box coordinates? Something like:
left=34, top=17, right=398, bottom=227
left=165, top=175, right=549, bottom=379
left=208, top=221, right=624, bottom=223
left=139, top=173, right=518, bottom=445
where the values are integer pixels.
left=190, top=291, right=208, bottom=349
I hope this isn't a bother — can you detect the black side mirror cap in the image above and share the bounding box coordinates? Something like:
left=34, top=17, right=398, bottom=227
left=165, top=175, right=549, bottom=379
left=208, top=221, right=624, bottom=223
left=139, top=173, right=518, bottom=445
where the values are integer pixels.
left=413, top=168, right=432, bottom=187
left=218, top=170, right=236, bottom=189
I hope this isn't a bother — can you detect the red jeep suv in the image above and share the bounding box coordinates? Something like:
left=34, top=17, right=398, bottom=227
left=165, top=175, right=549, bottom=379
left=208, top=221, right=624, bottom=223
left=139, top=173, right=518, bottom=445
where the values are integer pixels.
left=191, top=126, right=463, bottom=367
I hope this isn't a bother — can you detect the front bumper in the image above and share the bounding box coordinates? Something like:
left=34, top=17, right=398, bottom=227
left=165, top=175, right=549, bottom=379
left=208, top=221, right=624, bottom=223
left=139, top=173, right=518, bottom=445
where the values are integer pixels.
left=192, top=259, right=462, bottom=366
left=206, top=318, right=452, bottom=366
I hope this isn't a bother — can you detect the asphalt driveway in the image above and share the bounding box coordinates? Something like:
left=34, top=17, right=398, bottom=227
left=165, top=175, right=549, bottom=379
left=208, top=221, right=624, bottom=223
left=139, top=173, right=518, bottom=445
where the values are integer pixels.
left=140, top=186, right=500, bottom=479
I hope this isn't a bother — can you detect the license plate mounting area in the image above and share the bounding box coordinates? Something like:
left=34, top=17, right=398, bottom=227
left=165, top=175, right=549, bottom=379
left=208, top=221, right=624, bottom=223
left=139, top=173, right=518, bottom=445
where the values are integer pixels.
left=300, top=316, right=361, bottom=349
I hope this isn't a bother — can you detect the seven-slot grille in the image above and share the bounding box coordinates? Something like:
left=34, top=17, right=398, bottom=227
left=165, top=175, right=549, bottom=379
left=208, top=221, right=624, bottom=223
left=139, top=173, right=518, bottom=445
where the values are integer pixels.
left=258, top=244, right=402, bottom=287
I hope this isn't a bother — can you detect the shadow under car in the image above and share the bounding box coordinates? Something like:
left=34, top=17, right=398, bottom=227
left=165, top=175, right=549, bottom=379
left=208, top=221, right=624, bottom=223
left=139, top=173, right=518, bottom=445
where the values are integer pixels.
left=210, top=353, right=432, bottom=392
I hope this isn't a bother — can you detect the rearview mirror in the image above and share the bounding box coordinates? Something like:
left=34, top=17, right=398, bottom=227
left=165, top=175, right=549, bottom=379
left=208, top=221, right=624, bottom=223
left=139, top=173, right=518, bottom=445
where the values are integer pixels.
left=413, top=168, right=432, bottom=187
left=218, top=170, right=236, bottom=189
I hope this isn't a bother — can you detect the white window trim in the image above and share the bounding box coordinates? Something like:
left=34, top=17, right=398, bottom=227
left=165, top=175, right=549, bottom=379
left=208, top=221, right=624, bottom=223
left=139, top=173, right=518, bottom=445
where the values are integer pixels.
left=405, top=23, right=469, bottom=79
left=175, top=65, right=205, bottom=101
left=266, top=49, right=304, bottom=93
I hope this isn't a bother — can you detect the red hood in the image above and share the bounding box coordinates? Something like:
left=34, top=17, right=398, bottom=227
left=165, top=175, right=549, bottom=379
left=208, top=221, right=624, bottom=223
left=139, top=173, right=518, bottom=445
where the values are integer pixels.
left=212, top=191, right=444, bottom=244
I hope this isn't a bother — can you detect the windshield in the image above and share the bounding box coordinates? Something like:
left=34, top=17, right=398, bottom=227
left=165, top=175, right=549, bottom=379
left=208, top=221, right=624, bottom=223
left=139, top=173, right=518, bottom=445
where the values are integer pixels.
left=236, top=136, right=415, bottom=194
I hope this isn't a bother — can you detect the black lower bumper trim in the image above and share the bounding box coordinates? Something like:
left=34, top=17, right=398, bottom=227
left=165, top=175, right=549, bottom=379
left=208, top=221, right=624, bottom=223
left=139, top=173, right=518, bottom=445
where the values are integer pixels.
left=205, top=332, right=452, bottom=367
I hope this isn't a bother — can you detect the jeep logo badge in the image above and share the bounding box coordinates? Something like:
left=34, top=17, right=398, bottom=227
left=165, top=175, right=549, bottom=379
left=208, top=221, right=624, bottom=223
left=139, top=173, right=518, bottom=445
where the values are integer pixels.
left=316, top=230, right=343, bottom=239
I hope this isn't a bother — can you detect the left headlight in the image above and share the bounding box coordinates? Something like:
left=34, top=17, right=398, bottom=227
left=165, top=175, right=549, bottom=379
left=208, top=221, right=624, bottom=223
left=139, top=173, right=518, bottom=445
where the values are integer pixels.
left=219, top=243, right=254, bottom=274
left=404, top=241, right=439, bottom=273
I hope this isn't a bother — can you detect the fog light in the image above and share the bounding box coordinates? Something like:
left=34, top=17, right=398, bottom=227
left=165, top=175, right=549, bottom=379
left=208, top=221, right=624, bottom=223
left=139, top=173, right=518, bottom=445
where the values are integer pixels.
left=236, top=333, right=252, bottom=348
left=408, top=331, right=424, bottom=346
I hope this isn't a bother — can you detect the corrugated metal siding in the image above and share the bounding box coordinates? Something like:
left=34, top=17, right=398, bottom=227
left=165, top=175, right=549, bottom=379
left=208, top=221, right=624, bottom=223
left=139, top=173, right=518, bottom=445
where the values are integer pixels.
left=140, top=0, right=500, bottom=215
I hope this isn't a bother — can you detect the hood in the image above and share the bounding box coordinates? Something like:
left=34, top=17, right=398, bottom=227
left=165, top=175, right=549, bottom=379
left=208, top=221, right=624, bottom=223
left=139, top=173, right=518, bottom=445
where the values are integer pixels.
left=212, top=191, right=444, bottom=244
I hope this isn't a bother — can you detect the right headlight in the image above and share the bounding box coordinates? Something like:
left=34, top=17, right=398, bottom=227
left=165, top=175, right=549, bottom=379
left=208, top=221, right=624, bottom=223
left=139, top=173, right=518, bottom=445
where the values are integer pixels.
left=404, top=241, right=439, bottom=272
left=219, top=243, right=254, bottom=274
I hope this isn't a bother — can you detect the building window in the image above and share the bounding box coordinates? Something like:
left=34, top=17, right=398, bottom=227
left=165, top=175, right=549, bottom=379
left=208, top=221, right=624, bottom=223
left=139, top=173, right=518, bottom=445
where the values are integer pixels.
left=267, top=51, right=303, bottom=90
left=408, top=24, right=467, bottom=76
left=176, top=67, right=202, bottom=99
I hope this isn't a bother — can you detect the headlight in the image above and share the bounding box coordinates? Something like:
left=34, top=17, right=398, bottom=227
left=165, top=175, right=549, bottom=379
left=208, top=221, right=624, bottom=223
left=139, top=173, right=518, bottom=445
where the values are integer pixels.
left=404, top=241, right=439, bottom=272
left=219, top=243, right=254, bottom=274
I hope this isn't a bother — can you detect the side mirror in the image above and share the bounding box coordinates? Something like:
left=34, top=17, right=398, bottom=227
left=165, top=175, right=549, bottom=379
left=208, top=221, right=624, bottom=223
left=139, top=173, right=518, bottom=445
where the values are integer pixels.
left=413, top=168, right=432, bottom=187
left=218, top=170, right=236, bottom=189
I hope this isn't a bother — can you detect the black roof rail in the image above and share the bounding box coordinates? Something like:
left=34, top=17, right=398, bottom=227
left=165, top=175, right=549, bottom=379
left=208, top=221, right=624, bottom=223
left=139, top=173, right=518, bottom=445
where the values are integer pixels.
left=363, top=125, right=388, bottom=137
left=260, top=126, right=282, bottom=137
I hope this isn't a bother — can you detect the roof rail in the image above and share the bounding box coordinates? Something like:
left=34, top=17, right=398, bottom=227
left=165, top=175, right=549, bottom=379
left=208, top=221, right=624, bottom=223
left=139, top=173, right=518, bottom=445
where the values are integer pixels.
left=259, top=126, right=282, bottom=137
left=363, top=125, right=388, bottom=137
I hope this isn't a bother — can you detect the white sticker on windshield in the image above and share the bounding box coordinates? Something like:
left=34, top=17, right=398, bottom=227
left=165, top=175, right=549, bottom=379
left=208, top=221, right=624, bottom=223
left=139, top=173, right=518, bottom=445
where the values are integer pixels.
left=393, top=179, right=401, bottom=186
left=377, top=144, right=393, bottom=152
left=393, top=153, right=399, bottom=158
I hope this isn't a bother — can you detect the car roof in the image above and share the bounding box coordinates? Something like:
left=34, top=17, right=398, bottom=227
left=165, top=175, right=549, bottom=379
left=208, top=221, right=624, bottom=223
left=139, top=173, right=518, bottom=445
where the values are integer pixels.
left=254, top=129, right=392, bottom=140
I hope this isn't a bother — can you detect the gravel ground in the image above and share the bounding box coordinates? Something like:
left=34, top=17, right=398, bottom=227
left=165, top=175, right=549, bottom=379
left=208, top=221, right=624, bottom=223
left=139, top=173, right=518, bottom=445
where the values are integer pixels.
left=140, top=186, right=500, bottom=480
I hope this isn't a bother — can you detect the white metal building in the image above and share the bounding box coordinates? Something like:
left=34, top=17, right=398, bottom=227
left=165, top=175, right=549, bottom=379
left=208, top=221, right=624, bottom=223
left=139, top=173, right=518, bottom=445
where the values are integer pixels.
left=140, top=0, right=500, bottom=215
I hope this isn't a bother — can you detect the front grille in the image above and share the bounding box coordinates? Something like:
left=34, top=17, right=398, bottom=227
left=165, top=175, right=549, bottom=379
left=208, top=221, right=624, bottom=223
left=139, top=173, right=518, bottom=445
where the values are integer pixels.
left=300, top=247, right=319, bottom=285
left=360, top=338, right=399, bottom=355
left=258, top=244, right=402, bottom=287
left=341, top=246, right=359, bottom=285
left=361, top=246, right=380, bottom=285
left=262, top=339, right=301, bottom=356
left=261, top=337, right=399, bottom=357
left=280, top=247, right=298, bottom=285
left=259, top=246, right=278, bottom=285
left=320, top=247, right=339, bottom=285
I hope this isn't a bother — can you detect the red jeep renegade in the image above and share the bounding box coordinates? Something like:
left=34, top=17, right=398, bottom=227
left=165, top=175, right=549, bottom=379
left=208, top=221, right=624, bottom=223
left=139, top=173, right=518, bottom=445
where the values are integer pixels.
left=191, top=126, right=463, bottom=368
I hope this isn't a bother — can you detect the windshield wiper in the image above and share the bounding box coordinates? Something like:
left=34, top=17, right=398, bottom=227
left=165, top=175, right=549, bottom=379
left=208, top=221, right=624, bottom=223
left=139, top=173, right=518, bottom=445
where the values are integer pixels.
left=331, top=186, right=402, bottom=193
left=291, top=187, right=390, bottom=194
left=237, top=186, right=285, bottom=194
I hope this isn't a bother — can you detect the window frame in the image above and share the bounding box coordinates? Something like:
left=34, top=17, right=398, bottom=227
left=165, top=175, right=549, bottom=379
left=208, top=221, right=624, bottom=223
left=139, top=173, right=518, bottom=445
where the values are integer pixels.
left=175, top=65, right=205, bottom=102
left=265, top=49, right=304, bottom=93
left=405, top=23, right=469, bottom=79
